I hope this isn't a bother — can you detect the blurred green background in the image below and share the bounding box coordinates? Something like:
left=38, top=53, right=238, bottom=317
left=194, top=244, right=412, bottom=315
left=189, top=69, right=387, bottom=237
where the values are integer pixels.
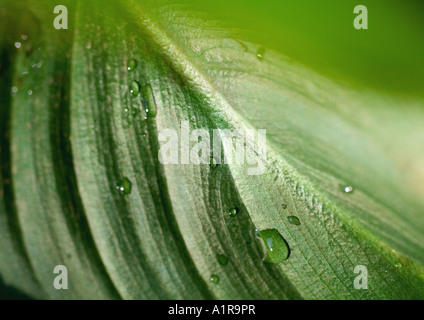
left=3, top=0, right=424, bottom=96
left=169, top=0, right=424, bottom=97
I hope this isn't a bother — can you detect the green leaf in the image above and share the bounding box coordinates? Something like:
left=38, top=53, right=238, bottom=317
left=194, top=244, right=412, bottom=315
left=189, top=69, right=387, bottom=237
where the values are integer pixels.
left=1, top=0, right=424, bottom=300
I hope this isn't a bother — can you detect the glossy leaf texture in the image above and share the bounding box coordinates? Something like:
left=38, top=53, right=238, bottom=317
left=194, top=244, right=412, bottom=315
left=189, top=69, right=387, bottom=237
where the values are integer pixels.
left=1, top=0, right=424, bottom=300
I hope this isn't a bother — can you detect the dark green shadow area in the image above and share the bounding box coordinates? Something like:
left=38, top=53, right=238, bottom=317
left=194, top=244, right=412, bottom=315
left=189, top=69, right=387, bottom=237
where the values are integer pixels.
left=0, top=274, right=33, bottom=300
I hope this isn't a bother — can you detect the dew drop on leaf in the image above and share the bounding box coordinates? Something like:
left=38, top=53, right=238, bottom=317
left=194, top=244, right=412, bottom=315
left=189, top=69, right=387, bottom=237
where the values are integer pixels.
left=142, top=84, right=157, bottom=118
left=116, top=177, right=132, bottom=195
left=287, top=216, right=301, bottom=226
left=257, top=229, right=290, bottom=263
left=342, top=185, right=354, bottom=194
left=281, top=204, right=287, bottom=209
left=229, top=208, right=239, bottom=217
left=129, top=80, right=140, bottom=97
left=131, top=107, right=139, bottom=118
left=210, top=274, right=220, bottom=284
left=210, top=157, right=217, bottom=168
left=10, top=86, right=18, bottom=96
left=216, top=254, right=229, bottom=266
left=127, top=59, right=137, bottom=72
left=256, top=47, right=265, bottom=61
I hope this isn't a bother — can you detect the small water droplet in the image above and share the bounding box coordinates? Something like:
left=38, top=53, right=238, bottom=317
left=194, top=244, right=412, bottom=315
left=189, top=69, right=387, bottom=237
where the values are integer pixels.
left=342, top=185, right=354, bottom=194
left=127, top=59, right=137, bottom=72
left=27, top=90, right=33, bottom=96
left=210, top=274, right=220, bottom=284
left=14, top=42, right=22, bottom=49
left=129, top=80, right=140, bottom=97
left=142, top=84, right=157, bottom=118
left=281, top=204, right=287, bottom=209
left=257, top=229, right=290, bottom=263
left=229, top=208, right=239, bottom=217
left=11, top=86, right=18, bottom=95
left=21, top=34, right=28, bottom=40
left=256, top=47, right=266, bottom=61
left=116, top=177, right=132, bottom=195
left=210, top=157, right=217, bottom=168
left=287, top=216, right=301, bottom=226
left=131, top=107, right=139, bottom=118
left=216, top=254, right=228, bottom=266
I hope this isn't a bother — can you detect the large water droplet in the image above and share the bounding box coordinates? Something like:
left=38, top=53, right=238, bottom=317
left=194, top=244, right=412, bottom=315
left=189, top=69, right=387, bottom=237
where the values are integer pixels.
left=116, top=177, right=132, bottom=195
left=287, top=216, right=301, bottom=226
left=216, top=254, right=229, bottom=266
left=257, top=229, right=290, bottom=263
left=142, top=84, right=157, bottom=118
left=127, top=59, right=137, bottom=72
left=129, top=80, right=140, bottom=97
left=210, top=274, right=220, bottom=284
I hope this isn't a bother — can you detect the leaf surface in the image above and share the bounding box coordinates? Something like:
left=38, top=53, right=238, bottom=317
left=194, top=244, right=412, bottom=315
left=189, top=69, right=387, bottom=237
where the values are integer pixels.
left=0, top=0, right=423, bottom=300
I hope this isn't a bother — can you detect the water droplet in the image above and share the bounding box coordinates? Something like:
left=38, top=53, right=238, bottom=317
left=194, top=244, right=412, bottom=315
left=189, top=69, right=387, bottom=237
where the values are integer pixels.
left=127, top=59, right=137, bottom=72
left=210, top=157, right=217, bottom=168
left=27, top=90, right=33, bottom=96
left=142, top=84, right=157, bottom=118
left=257, top=229, right=290, bottom=263
left=131, top=107, right=139, bottom=118
left=14, top=42, right=22, bottom=49
left=256, top=47, right=266, bottom=61
left=210, top=274, right=220, bottom=284
left=281, top=204, right=287, bottom=210
left=342, top=185, right=354, bottom=194
left=216, top=254, right=228, bottom=266
left=129, top=80, right=140, bottom=97
left=287, top=216, right=301, bottom=226
left=21, top=34, right=28, bottom=40
left=11, top=86, right=18, bottom=95
left=116, top=177, right=132, bottom=195
left=229, top=208, right=239, bottom=217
